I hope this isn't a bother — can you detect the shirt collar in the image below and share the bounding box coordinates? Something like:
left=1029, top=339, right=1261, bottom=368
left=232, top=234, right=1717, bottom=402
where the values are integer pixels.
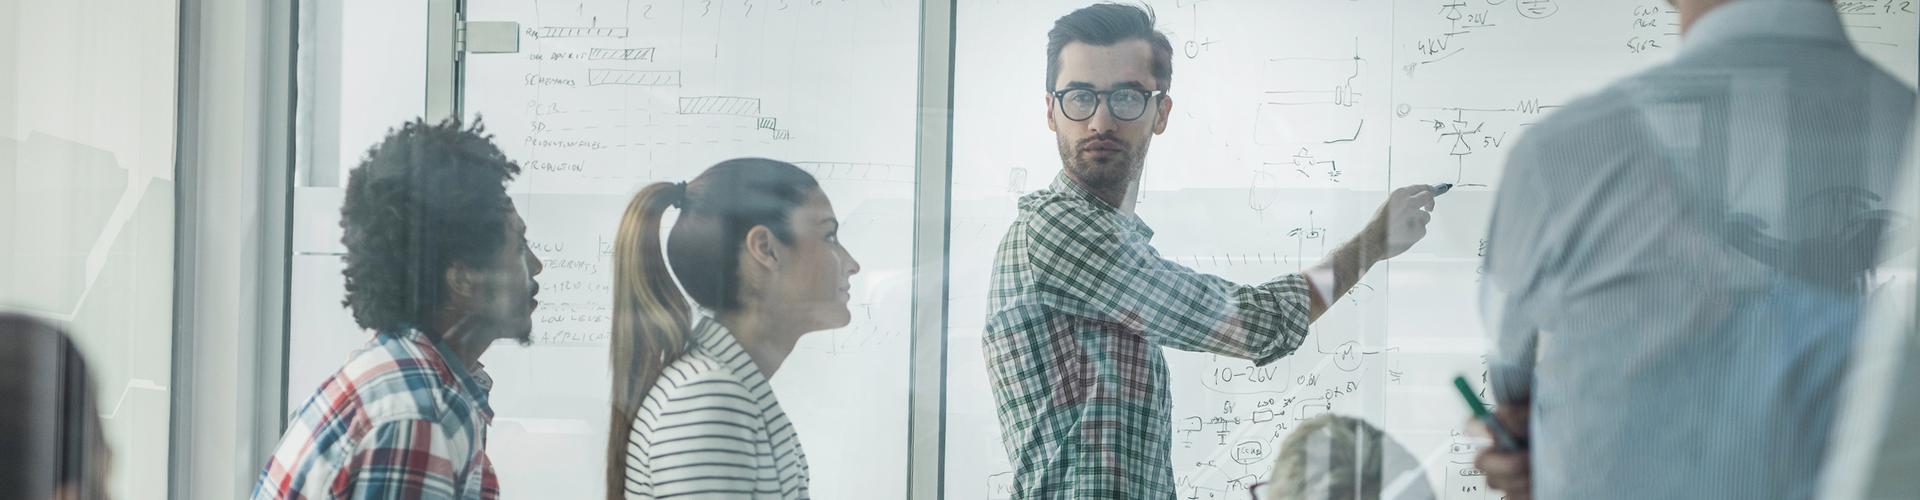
left=1683, top=0, right=1848, bottom=54
left=385, top=328, right=496, bottom=420
left=1049, top=170, right=1104, bottom=205
left=1047, top=171, right=1156, bottom=239
left=691, top=315, right=772, bottom=389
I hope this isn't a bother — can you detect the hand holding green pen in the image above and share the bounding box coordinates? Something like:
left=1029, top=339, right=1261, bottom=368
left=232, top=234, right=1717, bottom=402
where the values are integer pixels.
left=1454, top=375, right=1525, bottom=450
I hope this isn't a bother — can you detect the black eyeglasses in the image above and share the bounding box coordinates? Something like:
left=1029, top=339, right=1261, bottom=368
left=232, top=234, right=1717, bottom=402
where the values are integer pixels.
left=1051, top=88, right=1166, bottom=122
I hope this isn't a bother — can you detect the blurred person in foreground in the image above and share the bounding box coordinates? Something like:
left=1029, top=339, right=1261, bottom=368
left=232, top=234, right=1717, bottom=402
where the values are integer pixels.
left=0, top=313, right=111, bottom=500
left=1475, top=0, right=1915, bottom=498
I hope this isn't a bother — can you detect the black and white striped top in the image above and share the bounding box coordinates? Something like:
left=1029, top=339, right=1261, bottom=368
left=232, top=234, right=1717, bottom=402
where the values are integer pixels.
left=624, top=317, right=810, bottom=499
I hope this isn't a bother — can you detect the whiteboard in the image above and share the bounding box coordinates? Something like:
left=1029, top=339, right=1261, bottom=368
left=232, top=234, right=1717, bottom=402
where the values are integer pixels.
left=460, top=1, right=920, bottom=499
left=945, top=1, right=1917, bottom=499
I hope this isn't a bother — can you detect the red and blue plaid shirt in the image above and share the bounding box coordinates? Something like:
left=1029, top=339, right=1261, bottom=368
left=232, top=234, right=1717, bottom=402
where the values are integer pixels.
left=252, top=329, right=499, bottom=500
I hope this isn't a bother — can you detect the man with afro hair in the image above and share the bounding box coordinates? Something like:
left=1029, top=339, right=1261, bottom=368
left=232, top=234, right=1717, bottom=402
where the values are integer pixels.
left=253, top=118, right=544, bottom=500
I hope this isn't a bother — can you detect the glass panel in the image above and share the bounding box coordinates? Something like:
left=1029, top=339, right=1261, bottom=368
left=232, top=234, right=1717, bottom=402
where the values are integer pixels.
left=1, top=0, right=179, bottom=498
left=948, top=2, right=1920, bottom=499
left=459, top=1, right=920, bottom=498
left=282, top=1, right=1920, bottom=498
left=286, top=0, right=429, bottom=425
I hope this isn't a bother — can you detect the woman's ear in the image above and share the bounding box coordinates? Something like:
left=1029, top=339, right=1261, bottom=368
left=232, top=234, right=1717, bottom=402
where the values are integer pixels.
left=744, top=225, right=780, bottom=270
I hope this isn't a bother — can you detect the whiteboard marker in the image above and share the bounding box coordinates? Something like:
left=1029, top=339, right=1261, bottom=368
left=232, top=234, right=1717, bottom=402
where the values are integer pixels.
left=1455, top=375, right=1523, bottom=450
left=1431, top=183, right=1454, bottom=196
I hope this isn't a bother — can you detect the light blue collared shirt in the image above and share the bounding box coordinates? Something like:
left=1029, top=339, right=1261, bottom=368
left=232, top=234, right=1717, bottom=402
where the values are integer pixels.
left=1482, top=0, right=1915, bottom=498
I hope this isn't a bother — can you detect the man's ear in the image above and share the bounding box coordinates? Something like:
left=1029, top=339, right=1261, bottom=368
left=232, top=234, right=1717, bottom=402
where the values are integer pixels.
left=1152, top=94, right=1173, bottom=135
left=445, top=261, right=478, bottom=304
left=1045, top=92, right=1059, bottom=133
left=744, top=225, right=780, bottom=271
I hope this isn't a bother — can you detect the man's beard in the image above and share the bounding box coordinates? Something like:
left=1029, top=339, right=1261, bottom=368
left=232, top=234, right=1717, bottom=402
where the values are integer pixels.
left=513, top=281, right=540, bottom=344
left=511, top=319, right=534, bottom=345
left=485, top=287, right=539, bottom=345
left=1057, top=133, right=1147, bottom=197
left=474, top=309, right=536, bottom=346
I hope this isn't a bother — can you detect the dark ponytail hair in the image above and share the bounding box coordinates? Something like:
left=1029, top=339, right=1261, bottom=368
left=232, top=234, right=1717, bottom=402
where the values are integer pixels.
left=605, top=158, right=820, bottom=498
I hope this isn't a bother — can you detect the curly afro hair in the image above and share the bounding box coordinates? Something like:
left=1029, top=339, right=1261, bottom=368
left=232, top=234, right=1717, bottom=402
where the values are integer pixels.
left=339, top=118, right=521, bottom=334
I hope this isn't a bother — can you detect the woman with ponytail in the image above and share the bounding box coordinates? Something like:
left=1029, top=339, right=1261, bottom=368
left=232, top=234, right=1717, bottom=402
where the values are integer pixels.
left=607, top=158, right=860, bottom=499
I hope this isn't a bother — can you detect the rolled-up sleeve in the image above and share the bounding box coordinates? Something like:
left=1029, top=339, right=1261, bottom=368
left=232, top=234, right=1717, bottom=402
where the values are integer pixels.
left=1024, top=201, right=1314, bottom=365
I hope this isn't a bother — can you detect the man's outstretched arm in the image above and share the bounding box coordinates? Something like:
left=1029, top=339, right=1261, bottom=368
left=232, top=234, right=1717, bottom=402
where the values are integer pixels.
left=1304, top=184, right=1438, bottom=320
left=1021, top=184, right=1435, bottom=363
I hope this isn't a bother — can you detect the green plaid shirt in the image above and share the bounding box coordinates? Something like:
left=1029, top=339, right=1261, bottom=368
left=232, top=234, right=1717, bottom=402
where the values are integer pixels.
left=984, top=173, right=1314, bottom=499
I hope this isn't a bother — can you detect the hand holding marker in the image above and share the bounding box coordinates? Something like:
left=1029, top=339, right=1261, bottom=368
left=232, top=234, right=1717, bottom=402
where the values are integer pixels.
left=1455, top=375, right=1524, bottom=450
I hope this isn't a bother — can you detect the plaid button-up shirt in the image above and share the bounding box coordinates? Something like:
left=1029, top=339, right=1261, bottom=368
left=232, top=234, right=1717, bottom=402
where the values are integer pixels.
left=253, top=329, right=499, bottom=500
left=985, top=173, right=1314, bottom=498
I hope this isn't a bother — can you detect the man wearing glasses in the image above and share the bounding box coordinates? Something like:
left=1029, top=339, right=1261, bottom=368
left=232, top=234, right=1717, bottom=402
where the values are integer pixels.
left=983, top=3, right=1439, bottom=498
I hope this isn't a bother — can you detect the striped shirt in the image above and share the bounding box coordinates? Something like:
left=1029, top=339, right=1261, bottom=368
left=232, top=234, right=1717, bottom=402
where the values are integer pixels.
left=623, top=317, right=810, bottom=499
left=252, top=329, right=498, bottom=500
left=1482, top=1, right=1915, bottom=498
left=984, top=172, right=1315, bottom=498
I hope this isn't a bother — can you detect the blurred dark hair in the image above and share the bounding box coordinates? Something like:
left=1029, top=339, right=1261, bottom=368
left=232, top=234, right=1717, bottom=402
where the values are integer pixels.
left=0, top=313, right=107, bottom=500
left=339, top=118, right=521, bottom=335
left=1045, top=2, right=1175, bottom=92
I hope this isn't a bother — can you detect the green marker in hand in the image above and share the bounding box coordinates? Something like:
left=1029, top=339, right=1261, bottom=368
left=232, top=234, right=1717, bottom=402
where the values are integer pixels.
left=1455, top=375, right=1523, bottom=450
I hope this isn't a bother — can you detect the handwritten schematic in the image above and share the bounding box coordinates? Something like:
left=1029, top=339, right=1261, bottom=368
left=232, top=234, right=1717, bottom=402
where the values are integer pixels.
left=1395, top=99, right=1556, bottom=188
left=1403, top=0, right=1564, bottom=77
